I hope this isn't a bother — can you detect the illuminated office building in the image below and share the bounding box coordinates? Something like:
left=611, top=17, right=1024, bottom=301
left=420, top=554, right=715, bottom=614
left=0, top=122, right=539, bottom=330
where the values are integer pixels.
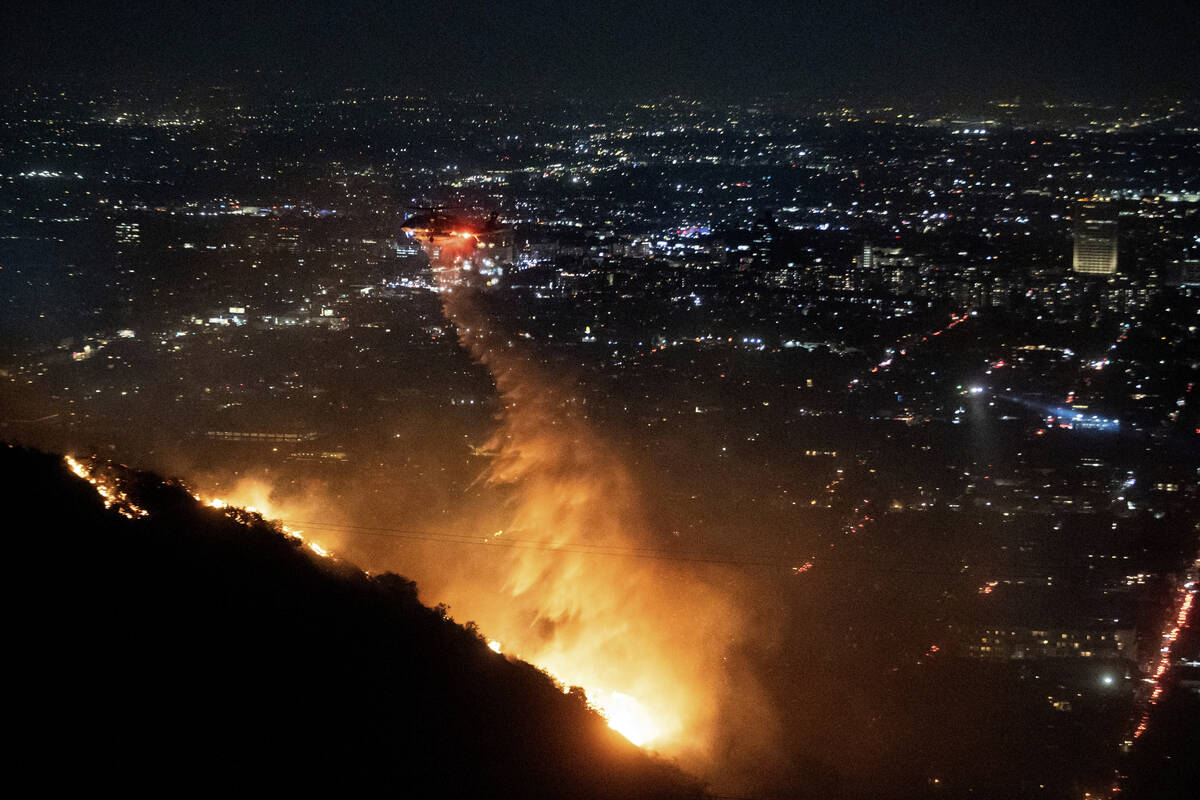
left=1072, top=201, right=1118, bottom=275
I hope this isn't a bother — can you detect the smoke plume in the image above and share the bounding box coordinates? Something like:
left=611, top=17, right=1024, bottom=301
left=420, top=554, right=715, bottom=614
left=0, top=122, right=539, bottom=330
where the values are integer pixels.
left=419, top=247, right=779, bottom=781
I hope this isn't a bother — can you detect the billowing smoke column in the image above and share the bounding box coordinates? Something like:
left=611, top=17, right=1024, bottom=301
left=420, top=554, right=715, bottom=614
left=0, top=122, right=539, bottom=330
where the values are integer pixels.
left=425, top=239, right=776, bottom=775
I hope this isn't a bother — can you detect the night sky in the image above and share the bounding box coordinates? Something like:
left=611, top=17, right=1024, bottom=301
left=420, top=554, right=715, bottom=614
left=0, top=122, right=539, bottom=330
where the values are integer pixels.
left=3, top=0, right=1198, bottom=99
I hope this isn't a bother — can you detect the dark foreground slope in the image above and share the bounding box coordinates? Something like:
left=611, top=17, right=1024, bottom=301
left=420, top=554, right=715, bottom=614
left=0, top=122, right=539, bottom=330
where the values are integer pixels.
left=3, top=444, right=704, bottom=798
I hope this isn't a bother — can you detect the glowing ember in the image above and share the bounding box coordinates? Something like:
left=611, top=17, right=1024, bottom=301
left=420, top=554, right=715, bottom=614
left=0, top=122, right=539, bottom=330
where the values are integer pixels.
left=487, top=640, right=503, bottom=654
left=64, top=455, right=149, bottom=519
left=68, top=459, right=338, bottom=566
left=64, top=454, right=90, bottom=481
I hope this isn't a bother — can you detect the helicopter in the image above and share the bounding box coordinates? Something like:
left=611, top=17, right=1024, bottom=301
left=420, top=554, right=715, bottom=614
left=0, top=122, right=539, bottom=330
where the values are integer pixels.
left=400, top=205, right=505, bottom=250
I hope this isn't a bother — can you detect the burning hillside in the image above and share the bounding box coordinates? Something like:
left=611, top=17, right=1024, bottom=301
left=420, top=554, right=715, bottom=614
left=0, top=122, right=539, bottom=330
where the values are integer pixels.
left=4, top=443, right=706, bottom=798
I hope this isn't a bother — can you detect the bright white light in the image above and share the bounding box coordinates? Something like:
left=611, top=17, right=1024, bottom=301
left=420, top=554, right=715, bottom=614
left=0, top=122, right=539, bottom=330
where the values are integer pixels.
left=589, top=690, right=660, bottom=746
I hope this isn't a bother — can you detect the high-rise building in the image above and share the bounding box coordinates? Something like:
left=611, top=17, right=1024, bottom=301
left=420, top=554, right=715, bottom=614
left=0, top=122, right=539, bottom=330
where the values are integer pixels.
left=115, top=221, right=140, bottom=248
left=751, top=210, right=777, bottom=267
left=1072, top=201, right=1118, bottom=275
left=860, top=241, right=874, bottom=272
left=861, top=242, right=913, bottom=294
left=1171, top=258, right=1200, bottom=287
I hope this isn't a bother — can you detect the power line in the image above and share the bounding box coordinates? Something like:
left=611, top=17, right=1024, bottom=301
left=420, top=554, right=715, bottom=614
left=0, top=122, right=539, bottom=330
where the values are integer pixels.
left=280, top=517, right=1060, bottom=580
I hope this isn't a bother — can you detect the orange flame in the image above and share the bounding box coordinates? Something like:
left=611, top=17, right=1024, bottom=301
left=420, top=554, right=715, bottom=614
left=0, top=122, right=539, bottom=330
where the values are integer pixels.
left=412, top=242, right=777, bottom=769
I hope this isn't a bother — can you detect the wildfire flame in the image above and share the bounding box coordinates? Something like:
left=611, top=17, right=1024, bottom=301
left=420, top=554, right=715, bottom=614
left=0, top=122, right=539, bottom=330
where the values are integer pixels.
left=97, top=448, right=680, bottom=751
left=405, top=236, right=775, bottom=769
left=64, top=455, right=149, bottom=519
left=69, top=447, right=685, bottom=750
left=65, top=454, right=342, bottom=566
left=587, top=689, right=661, bottom=746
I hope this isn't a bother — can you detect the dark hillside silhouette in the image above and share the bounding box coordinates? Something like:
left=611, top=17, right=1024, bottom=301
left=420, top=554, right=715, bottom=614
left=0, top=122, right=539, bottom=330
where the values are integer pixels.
left=3, top=443, right=705, bottom=798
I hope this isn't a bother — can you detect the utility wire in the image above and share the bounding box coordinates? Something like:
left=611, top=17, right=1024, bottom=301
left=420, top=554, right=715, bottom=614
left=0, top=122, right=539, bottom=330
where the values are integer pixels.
left=280, top=517, right=1065, bottom=580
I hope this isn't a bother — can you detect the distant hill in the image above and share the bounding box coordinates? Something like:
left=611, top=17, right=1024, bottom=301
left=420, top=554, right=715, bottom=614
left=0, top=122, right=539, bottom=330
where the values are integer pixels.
left=3, top=443, right=705, bottom=798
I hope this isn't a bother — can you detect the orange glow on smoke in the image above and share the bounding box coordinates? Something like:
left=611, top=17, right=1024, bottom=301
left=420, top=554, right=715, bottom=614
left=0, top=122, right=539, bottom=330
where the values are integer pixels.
left=411, top=237, right=774, bottom=764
